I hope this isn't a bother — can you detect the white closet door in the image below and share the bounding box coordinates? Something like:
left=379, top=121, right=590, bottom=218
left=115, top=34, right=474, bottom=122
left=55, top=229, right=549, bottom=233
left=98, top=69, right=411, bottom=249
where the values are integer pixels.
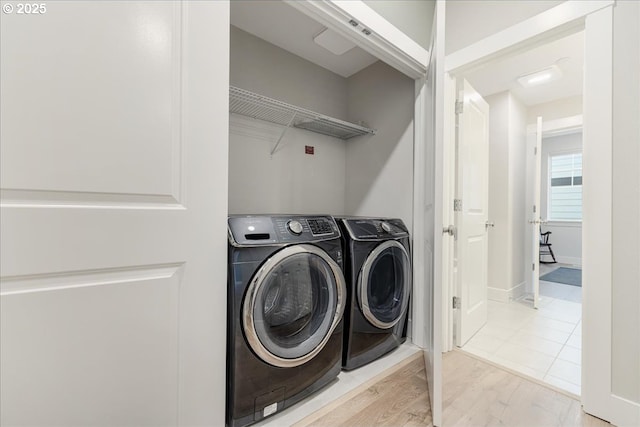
left=0, top=2, right=229, bottom=425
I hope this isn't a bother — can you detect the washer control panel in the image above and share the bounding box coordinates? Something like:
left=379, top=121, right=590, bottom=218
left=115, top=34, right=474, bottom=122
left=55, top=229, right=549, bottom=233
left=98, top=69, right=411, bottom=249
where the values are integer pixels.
left=228, top=215, right=340, bottom=246
left=341, top=218, right=409, bottom=240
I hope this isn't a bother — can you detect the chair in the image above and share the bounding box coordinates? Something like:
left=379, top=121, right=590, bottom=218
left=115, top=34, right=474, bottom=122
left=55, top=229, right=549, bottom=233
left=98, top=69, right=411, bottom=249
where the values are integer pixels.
left=540, top=231, right=557, bottom=264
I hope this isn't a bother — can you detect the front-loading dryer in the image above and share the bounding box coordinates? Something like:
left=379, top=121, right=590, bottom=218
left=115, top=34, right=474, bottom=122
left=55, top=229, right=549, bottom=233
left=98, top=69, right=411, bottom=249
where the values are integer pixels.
left=226, top=215, right=346, bottom=427
left=338, top=217, right=412, bottom=371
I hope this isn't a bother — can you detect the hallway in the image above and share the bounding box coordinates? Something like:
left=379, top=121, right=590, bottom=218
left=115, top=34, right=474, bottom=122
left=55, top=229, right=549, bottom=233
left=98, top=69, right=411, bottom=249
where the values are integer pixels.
left=461, top=265, right=582, bottom=396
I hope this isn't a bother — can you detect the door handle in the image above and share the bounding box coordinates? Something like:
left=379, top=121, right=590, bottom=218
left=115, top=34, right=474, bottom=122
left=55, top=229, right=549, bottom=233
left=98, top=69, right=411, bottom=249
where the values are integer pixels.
left=443, top=225, right=457, bottom=239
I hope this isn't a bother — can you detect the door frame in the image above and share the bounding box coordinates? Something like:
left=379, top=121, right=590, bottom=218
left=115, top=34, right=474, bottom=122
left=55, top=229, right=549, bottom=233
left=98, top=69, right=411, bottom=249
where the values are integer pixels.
left=441, top=2, right=639, bottom=425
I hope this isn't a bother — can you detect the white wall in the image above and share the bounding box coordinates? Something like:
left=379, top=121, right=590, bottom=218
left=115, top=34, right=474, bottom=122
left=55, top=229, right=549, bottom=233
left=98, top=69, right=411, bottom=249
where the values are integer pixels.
left=229, top=26, right=348, bottom=215
left=484, top=91, right=527, bottom=302
left=509, top=93, right=527, bottom=292
left=611, top=0, right=640, bottom=405
left=527, top=95, right=583, bottom=124
left=445, top=0, right=563, bottom=54
left=345, top=61, right=415, bottom=229
left=363, top=0, right=435, bottom=51
left=486, top=92, right=511, bottom=300
left=540, top=132, right=582, bottom=265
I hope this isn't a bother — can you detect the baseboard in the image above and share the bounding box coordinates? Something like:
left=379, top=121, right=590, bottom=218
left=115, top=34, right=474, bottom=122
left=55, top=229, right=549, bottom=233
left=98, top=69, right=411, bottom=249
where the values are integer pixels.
left=488, top=281, right=526, bottom=303
left=555, top=256, right=582, bottom=267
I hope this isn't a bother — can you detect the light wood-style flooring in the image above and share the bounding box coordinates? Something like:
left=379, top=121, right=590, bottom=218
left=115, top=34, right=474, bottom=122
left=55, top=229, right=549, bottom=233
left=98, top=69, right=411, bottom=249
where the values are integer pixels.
left=295, top=351, right=610, bottom=427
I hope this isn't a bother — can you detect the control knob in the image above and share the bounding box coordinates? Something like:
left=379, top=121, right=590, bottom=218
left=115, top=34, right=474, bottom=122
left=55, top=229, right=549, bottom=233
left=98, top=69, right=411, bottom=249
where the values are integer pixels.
left=287, top=220, right=303, bottom=235
left=381, top=222, right=392, bottom=233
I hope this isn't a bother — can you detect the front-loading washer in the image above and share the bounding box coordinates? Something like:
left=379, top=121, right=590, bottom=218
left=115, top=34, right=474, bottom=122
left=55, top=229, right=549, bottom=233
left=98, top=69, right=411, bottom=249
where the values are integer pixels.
left=338, top=217, right=412, bottom=371
left=226, top=215, right=346, bottom=427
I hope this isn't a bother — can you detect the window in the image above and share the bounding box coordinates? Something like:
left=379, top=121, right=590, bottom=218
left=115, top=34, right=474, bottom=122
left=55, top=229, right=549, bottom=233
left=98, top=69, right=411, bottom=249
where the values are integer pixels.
left=549, top=152, right=582, bottom=221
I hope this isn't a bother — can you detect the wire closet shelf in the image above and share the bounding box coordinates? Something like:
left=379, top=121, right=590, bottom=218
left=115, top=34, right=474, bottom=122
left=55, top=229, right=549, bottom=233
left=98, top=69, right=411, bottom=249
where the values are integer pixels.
left=229, top=86, right=376, bottom=140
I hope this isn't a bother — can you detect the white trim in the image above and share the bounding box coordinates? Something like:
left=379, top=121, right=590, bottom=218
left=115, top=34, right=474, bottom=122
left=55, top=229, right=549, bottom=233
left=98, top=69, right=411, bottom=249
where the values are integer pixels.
left=526, top=115, right=583, bottom=137
left=581, top=4, right=616, bottom=424
left=545, top=220, right=582, bottom=228
left=553, top=256, right=582, bottom=267
left=446, top=1, right=614, bottom=74
left=488, top=282, right=526, bottom=303
left=441, top=73, right=456, bottom=354
left=411, top=78, right=426, bottom=350
left=285, top=0, right=429, bottom=79
left=429, top=4, right=445, bottom=425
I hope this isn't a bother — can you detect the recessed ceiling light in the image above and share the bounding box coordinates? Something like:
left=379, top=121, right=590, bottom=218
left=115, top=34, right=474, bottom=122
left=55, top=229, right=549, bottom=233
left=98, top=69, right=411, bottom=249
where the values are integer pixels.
left=313, top=27, right=356, bottom=56
left=517, top=65, right=563, bottom=88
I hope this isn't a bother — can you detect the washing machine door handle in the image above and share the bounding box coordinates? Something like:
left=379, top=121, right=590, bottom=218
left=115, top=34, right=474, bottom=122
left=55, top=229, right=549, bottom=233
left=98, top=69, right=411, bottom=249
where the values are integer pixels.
left=358, top=240, right=411, bottom=329
left=242, top=244, right=346, bottom=368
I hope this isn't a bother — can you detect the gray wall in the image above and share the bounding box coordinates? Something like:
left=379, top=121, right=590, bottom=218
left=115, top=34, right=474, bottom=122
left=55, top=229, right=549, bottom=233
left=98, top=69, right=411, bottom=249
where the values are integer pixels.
left=230, top=26, right=348, bottom=120
left=229, top=26, right=347, bottom=215
left=345, top=61, right=415, bottom=229
left=229, top=26, right=415, bottom=228
left=611, top=0, right=640, bottom=404
left=363, top=0, right=435, bottom=50
left=540, top=132, right=582, bottom=265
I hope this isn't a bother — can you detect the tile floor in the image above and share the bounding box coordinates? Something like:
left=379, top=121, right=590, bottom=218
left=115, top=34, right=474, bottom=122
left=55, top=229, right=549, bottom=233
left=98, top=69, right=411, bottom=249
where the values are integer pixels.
left=461, top=263, right=583, bottom=396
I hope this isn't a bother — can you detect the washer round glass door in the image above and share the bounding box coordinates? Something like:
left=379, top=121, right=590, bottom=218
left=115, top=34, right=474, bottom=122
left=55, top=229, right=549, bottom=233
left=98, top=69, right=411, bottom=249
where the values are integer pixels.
left=358, top=240, right=411, bottom=329
left=243, top=244, right=346, bottom=367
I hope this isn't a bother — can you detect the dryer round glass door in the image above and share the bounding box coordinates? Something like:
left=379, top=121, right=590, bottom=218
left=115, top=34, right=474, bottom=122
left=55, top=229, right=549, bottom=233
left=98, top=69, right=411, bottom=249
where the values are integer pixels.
left=243, top=244, right=346, bottom=368
left=358, top=240, right=411, bottom=329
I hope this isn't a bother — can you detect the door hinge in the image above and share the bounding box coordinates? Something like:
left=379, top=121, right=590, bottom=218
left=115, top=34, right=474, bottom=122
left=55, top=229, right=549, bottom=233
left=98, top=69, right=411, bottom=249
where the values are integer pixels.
left=534, top=146, right=538, bottom=155
left=453, top=296, right=461, bottom=309
left=454, top=199, right=462, bottom=212
left=455, top=100, right=464, bottom=115
left=533, top=205, right=537, bottom=213
left=532, top=263, right=536, bottom=271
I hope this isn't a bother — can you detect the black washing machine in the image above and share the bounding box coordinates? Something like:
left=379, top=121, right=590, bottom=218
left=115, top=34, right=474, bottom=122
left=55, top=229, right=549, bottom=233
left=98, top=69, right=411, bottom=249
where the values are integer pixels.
left=338, top=217, right=412, bottom=371
left=226, top=215, right=346, bottom=427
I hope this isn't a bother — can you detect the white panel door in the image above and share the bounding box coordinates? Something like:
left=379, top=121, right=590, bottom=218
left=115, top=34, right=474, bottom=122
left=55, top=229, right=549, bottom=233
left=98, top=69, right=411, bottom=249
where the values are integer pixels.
left=0, top=2, right=229, bottom=425
left=529, top=117, right=543, bottom=309
left=455, top=79, right=490, bottom=347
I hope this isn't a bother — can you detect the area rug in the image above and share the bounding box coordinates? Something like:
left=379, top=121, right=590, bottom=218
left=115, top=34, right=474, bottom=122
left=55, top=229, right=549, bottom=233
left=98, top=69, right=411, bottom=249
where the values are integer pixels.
left=539, top=267, right=582, bottom=287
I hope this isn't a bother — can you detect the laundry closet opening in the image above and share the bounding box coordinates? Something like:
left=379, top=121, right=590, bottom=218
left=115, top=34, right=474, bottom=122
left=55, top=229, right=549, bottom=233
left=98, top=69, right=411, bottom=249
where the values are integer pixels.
left=228, top=1, right=416, bottom=231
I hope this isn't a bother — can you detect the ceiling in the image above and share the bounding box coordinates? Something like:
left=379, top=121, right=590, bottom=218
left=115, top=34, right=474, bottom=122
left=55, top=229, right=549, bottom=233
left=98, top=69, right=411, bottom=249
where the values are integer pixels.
left=463, top=30, right=584, bottom=107
left=231, top=1, right=583, bottom=106
left=230, top=0, right=379, bottom=78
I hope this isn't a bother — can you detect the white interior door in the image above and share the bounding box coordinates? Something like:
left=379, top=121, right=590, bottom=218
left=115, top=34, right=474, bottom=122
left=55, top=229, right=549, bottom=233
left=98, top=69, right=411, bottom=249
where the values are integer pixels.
left=0, top=2, right=229, bottom=425
left=529, top=117, right=543, bottom=309
left=455, top=79, right=490, bottom=347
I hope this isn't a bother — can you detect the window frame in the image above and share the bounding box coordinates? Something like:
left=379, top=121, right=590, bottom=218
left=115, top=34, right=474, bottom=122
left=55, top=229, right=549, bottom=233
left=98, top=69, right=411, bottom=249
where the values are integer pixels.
left=546, top=149, right=583, bottom=223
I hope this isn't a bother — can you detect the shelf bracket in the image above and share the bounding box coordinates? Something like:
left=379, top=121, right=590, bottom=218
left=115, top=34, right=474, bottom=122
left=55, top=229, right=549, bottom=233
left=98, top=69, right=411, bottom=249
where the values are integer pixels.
left=270, top=112, right=297, bottom=156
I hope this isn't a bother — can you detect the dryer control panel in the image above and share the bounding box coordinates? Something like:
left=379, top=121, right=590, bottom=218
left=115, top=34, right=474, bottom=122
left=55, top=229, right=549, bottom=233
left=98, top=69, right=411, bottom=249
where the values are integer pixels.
left=228, top=215, right=340, bottom=246
left=341, top=218, right=409, bottom=240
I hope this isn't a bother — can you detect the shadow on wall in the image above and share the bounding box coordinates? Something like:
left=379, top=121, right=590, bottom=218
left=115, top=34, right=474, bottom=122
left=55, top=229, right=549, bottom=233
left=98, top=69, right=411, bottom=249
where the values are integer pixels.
left=345, top=61, right=415, bottom=229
